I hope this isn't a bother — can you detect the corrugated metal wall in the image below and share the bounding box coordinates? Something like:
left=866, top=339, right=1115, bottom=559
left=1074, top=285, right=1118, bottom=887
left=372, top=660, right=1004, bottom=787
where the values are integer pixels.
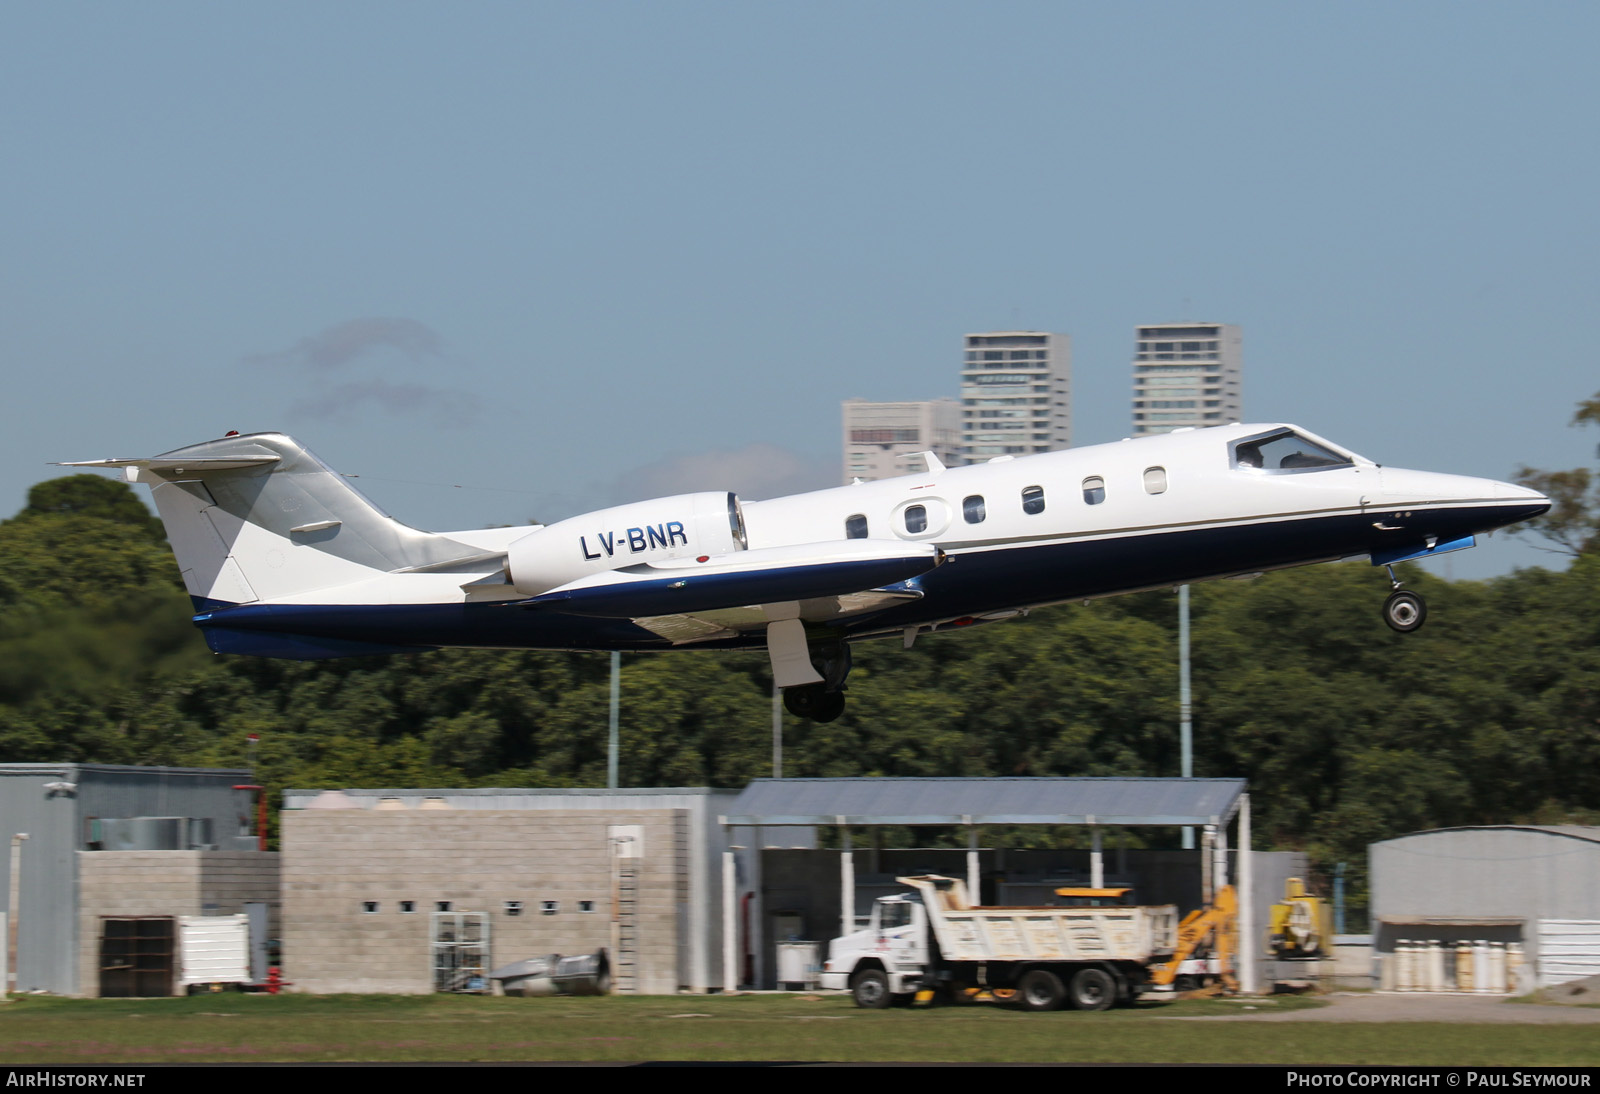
left=1536, top=920, right=1600, bottom=987
left=0, top=765, right=253, bottom=994
left=1371, top=827, right=1600, bottom=988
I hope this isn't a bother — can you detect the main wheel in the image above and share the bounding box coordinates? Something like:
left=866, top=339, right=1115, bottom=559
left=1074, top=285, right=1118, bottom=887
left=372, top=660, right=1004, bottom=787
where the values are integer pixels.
left=782, top=684, right=846, bottom=723
left=783, top=683, right=824, bottom=719
left=1069, top=967, right=1115, bottom=1012
left=1383, top=589, right=1427, bottom=633
left=813, top=689, right=846, bottom=723
left=1017, top=969, right=1066, bottom=1012
left=851, top=968, right=891, bottom=1009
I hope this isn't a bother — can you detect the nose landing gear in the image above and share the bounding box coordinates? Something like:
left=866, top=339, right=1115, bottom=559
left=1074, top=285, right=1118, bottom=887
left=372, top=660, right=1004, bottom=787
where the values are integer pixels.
left=1382, top=565, right=1427, bottom=633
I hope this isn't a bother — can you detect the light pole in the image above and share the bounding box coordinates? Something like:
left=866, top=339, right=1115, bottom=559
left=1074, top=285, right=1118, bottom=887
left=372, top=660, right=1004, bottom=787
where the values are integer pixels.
left=608, top=651, right=621, bottom=789
left=1180, top=584, right=1194, bottom=850
left=771, top=679, right=783, bottom=778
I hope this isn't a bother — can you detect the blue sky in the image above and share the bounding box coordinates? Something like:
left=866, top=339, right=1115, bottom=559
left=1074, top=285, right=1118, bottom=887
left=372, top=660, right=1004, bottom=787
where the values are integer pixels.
left=4, top=1, right=1596, bottom=579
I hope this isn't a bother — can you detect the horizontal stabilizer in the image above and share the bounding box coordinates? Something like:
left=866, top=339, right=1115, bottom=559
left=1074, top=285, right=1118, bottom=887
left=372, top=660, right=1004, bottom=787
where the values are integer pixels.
left=519, top=540, right=943, bottom=619
left=55, top=455, right=281, bottom=473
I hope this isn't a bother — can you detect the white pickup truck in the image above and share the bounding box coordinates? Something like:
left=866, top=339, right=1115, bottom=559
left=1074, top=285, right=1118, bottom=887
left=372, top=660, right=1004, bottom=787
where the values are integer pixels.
left=819, top=874, right=1181, bottom=1011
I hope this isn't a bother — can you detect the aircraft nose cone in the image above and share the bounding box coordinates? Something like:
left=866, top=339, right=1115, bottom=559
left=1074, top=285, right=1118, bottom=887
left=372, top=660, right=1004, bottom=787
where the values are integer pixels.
left=1493, top=479, right=1552, bottom=520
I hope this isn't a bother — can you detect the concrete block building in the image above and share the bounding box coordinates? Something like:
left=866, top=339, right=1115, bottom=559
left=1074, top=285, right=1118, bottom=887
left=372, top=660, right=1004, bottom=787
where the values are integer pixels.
left=77, top=851, right=279, bottom=997
left=279, top=787, right=740, bottom=994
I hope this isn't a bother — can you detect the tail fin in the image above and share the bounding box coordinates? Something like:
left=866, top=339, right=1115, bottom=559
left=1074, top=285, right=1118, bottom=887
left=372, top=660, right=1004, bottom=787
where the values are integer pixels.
left=61, top=432, right=487, bottom=606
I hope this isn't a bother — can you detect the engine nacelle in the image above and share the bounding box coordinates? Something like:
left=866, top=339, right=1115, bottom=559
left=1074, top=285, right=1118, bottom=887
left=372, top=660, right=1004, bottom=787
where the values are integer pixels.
left=505, top=491, right=746, bottom=596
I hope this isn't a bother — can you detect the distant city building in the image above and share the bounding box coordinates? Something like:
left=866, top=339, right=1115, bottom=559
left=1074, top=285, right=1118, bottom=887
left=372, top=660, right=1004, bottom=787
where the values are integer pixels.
left=1130, top=322, right=1242, bottom=435
left=841, top=398, right=961, bottom=483
left=959, top=331, right=1071, bottom=462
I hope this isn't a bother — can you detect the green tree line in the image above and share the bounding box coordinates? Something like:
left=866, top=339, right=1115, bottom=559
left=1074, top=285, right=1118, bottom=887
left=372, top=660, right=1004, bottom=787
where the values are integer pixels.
left=3, top=400, right=1598, bottom=915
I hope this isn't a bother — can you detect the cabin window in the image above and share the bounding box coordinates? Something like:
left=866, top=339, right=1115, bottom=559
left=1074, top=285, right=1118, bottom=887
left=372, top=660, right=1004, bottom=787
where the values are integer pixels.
left=1082, top=477, right=1106, bottom=505
left=904, top=505, right=928, bottom=534
left=1144, top=467, right=1168, bottom=494
left=1021, top=486, right=1045, bottom=515
left=879, top=902, right=913, bottom=930
left=845, top=514, right=868, bottom=539
left=963, top=495, right=986, bottom=524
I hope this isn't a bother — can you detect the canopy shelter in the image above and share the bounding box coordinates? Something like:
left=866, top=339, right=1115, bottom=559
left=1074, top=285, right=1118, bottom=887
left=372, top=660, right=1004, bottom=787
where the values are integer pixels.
left=717, top=776, right=1255, bottom=992
left=722, top=776, right=1246, bottom=828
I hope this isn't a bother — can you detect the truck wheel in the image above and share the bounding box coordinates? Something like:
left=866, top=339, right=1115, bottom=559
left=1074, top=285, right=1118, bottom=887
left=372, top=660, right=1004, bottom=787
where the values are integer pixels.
left=1017, top=969, right=1066, bottom=1012
left=1069, top=967, right=1115, bottom=1012
left=851, top=969, right=892, bottom=1009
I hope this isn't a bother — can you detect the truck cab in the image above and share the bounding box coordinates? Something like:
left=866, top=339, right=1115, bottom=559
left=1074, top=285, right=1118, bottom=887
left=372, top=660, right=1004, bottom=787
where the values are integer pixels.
left=819, top=893, right=931, bottom=1006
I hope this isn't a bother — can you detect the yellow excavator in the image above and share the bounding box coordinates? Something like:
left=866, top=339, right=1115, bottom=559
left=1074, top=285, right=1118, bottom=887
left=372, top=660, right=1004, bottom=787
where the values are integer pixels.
left=1146, top=884, right=1239, bottom=994
left=1266, top=876, right=1333, bottom=959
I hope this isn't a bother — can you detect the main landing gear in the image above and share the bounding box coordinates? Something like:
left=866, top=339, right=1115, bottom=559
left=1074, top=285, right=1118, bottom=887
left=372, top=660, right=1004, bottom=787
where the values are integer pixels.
left=781, top=641, right=852, bottom=723
left=1382, top=565, right=1427, bottom=633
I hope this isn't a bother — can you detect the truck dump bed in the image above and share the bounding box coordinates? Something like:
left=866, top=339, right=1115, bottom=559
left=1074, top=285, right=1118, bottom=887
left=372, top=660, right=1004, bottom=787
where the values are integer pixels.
left=899, top=875, right=1179, bottom=964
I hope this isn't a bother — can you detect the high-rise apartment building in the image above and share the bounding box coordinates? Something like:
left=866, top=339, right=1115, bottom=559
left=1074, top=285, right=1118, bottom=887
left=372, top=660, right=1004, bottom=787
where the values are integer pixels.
left=959, top=331, right=1071, bottom=462
left=841, top=398, right=961, bottom=483
left=1130, top=322, right=1241, bottom=435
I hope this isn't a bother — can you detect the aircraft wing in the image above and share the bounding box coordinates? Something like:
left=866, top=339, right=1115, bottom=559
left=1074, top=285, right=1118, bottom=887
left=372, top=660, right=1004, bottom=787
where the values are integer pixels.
left=519, top=539, right=942, bottom=643
left=630, top=585, right=927, bottom=644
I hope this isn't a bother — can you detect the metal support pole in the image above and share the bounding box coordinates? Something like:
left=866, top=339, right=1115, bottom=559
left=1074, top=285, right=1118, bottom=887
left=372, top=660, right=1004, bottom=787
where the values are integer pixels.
left=840, top=824, right=855, bottom=940
left=722, top=850, right=737, bottom=991
left=7, top=834, right=26, bottom=995
left=608, top=651, right=620, bottom=790
left=752, top=826, right=768, bottom=989
left=1239, top=794, right=1257, bottom=994
left=1334, top=862, right=1347, bottom=936
left=966, top=821, right=980, bottom=904
left=1214, top=822, right=1230, bottom=892
left=1090, top=825, right=1104, bottom=890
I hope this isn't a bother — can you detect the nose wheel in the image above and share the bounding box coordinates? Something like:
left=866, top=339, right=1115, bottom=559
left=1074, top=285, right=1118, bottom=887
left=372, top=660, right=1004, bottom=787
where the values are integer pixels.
left=1382, top=565, right=1427, bottom=633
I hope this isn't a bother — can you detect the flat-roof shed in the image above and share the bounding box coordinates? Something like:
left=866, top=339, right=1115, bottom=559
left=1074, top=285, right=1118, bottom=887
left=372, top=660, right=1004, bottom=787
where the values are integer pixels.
left=718, top=776, right=1257, bottom=992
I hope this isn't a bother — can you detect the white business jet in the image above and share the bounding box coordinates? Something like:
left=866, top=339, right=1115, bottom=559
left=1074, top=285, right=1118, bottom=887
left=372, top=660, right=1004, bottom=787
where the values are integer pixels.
left=62, top=424, right=1548, bottom=722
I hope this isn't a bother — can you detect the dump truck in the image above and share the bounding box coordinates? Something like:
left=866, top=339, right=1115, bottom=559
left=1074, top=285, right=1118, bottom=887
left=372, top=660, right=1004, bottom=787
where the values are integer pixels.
left=820, top=874, right=1197, bottom=1011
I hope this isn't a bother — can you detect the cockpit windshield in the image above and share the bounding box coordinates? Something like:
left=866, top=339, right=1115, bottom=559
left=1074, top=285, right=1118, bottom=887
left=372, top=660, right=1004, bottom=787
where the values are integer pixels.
left=1232, top=429, right=1354, bottom=472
